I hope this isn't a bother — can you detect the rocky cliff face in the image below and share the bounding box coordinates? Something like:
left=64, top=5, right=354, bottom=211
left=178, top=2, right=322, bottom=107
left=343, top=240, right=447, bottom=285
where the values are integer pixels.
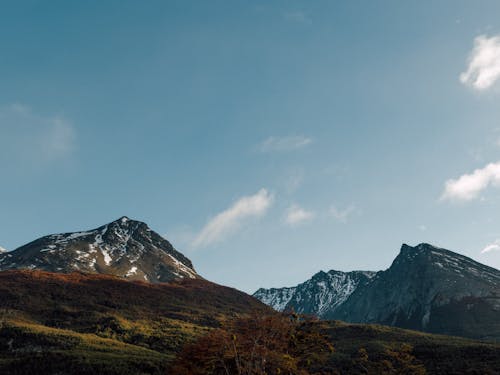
left=332, top=243, right=500, bottom=339
left=254, top=270, right=376, bottom=317
left=255, top=243, right=500, bottom=340
left=0, top=216, right=199, bottom=282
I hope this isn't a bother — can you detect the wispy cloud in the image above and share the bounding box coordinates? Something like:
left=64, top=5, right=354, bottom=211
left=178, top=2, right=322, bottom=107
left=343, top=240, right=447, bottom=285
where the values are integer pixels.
left=481, top=239, right=500, bottom=254
left=284, top=11, right=311, bottom=24
left=0, top=104, right=76, bottom=167
left=283, top=168, right=305, bottom=194
left=329, top=204, right=357, bottom=223
left=192, top=189, right=273, bottom=248
left=258, top=135, right=313, bottom=153
left=460, top=34, right=500, bottom=90
left=285, top=204, right=315, bottom=226
left=441, top=162, right=500, bottom=202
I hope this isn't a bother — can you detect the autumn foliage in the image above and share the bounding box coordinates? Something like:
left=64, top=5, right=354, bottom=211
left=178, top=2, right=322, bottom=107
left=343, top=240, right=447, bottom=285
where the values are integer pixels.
left=170, top=313, right=333, bottom=375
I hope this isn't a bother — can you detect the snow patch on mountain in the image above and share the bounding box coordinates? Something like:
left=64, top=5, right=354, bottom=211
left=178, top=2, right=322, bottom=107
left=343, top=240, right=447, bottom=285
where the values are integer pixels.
left=254, top=270, right=376, bottom=317
left=167, top=254, right=198, bottom=279
left=0, top=216, right=199, bottom=283
left=126, top=266, right=138, bottom=276
left=254, top=287, right=296, bottom=312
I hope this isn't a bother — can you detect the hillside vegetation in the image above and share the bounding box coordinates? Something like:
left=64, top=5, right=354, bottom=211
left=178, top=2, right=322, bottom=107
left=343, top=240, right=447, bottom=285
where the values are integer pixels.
left=172, top=314, right=500, bottom=374
left=0, top=270, right=269, bottom=374
left=0, top=270, right=499, bottom=374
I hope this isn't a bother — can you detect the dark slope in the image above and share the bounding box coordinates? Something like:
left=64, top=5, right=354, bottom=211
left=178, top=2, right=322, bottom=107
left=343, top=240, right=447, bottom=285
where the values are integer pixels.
left=331, top=243, right=500, bottom=340
left=255, top=243, right=500, bottom=340
left=0, top=270, right=271, bottom=374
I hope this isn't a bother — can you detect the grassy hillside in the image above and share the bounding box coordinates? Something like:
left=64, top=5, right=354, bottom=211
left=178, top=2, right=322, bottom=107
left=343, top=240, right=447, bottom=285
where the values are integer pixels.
left=323, top=321, right=500, bottom=374
left=0, top=320, right=170, bottom=374
left=172, top=315, right=500, bottom=374
left=0, top=270, right=499, bottom=374
left=0, top=270, right=270, bottom=374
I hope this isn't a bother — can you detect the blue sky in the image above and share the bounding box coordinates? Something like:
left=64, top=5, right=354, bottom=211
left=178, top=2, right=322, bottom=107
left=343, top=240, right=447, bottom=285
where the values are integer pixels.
left=2, top=1, right=500, bottom=292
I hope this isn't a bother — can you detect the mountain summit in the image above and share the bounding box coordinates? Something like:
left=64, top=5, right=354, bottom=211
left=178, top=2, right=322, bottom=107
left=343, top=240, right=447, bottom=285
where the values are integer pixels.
left=0, top=216, right=199, bottom=282
left=255, top=243, right=500, bottom=340
left=332, top=243, right=500, bottom=339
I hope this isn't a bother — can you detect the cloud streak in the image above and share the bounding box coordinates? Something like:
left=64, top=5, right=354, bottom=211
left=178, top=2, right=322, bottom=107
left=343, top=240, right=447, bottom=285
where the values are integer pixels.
left=329, top=204, right=357, bottom=223
left=283, top=168, right=304, bottom=194
left=481, top=240, right=500, bottom=254
left=285, top=204, right=315, bottom=226
left=284, top=11, right=311, bottom=25
left=258, top=135, right=312, bottom=153
left=460, top=34, right=500, bottom=90
left=441, top=162, right=500, bottom=202
left=192, top=189, right=273, bottom=248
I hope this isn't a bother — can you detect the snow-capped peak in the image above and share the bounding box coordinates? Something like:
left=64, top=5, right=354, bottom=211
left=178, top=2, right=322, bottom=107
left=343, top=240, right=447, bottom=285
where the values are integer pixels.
left=254, top=269, right=375, bottom=317
left=0, top=246, right=7, bottom=253
left=0, top=217, right=199, bottom=283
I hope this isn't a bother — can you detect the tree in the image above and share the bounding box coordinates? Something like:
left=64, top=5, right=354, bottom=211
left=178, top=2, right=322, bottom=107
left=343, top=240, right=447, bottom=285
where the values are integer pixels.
left=169, top=313, right=332, bottom=375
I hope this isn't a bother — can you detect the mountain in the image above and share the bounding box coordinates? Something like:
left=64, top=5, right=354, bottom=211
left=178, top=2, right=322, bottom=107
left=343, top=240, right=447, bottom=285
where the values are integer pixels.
left=0, top=216, right=198, bottom=282
left=254, top=243, right=500, bottom=340
left=333, top=243, right=500, bottom=340
left=0, top=246, right=6, bottom=253
left=254, top=270, right=376, bottom=317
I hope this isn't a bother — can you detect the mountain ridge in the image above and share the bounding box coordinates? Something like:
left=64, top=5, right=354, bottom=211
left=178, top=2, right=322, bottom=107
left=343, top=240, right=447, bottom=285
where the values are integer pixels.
left=254, top=242, right=500, bottom=340
left=254, top=269, right=376, bottom=317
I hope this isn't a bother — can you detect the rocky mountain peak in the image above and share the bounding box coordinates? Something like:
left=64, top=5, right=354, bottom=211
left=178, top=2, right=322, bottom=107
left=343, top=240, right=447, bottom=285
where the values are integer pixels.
left=334, top=244, right=500, bottom=339
left=254, top=269, right=376, bottom=317
left=256, top=243, right=500, bottom=340
left=393, top=243, right=500, bottom=284
left=107, top=216, right=140, bottom=231
left=0, top=217, right=199, bottom=283
left=399, top=242, right=437, bottom=258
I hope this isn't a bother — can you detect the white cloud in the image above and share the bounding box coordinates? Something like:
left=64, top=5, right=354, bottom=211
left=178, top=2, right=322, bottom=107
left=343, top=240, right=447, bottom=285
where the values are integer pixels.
left=0, top=104, right=76, bottom=167
left=481, top=239, right=500, bottom=254
left=192, top=189, right=273, bottom=248
left=460, top=34, right=500, bottom=90
left=441, top=162, right=500, bottom=202
left=285, top=204, right=315, bottom=226
left=329, top=204, right=356, bottom=223
left=258, top=135, right=313, bottom=153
